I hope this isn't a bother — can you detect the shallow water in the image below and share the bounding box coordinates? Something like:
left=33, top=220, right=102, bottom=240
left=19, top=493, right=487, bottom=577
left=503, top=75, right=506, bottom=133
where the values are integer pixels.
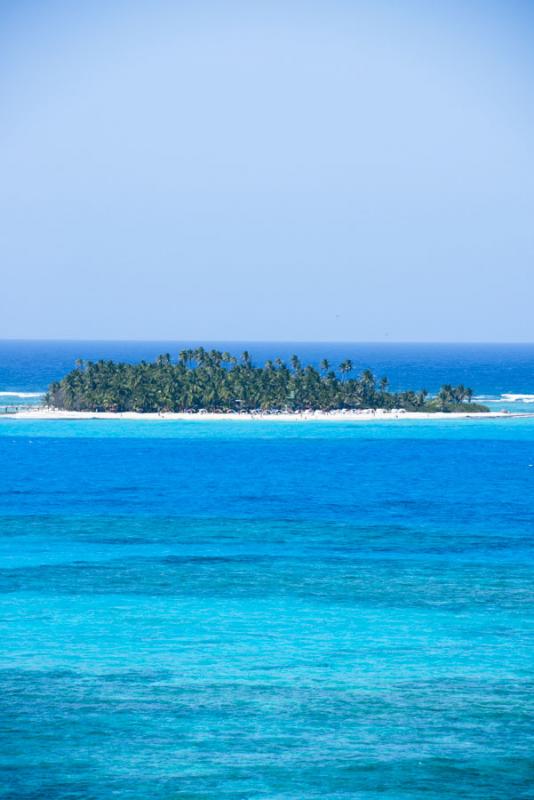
left=1, top=416, right=533, bottom=798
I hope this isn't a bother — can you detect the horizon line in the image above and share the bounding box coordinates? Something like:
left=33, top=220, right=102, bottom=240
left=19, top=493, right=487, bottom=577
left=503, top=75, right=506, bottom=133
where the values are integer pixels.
left=2, top=338, right=534, bottom=346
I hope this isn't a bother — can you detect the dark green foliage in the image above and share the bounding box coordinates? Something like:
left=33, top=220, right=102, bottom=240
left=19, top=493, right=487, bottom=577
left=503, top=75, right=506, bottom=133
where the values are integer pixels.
left=45, top=350, right=488, bottom=413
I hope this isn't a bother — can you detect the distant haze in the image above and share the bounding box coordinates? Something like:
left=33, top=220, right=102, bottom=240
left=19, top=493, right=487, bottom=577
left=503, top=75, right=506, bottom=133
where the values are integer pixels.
left=1, top=0, right=533, bottom=342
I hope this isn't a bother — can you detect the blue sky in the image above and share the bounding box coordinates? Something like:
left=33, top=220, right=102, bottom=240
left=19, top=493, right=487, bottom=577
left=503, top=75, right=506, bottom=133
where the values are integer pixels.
left=1, top=0, right=533, bottom=341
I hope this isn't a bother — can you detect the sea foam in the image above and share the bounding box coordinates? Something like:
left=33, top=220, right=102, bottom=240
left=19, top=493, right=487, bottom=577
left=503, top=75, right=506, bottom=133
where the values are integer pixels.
left=0, top=391, right=44, bottom=398
left=501, top=393, right=534, bottom=403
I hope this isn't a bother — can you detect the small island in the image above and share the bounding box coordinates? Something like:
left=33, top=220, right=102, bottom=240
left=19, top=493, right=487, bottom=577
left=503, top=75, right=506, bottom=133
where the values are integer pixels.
left=44, top=349, right=489, bottom=414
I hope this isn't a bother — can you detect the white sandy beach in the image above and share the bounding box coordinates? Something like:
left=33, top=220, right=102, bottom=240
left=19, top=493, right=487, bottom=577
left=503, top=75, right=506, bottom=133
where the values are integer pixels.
left=1, top=407, right=516, bottom=422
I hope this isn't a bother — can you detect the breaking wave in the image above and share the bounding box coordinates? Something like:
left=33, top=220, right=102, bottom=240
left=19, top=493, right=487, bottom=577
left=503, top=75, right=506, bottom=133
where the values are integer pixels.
left=0, top=391, right=44, bottom=398
left=477, top=393, right=534, bottom=404
left=501, top=393, right=534, bottom=403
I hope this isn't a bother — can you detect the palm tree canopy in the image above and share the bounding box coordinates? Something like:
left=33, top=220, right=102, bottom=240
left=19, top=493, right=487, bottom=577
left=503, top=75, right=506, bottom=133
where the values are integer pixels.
left=45, top=350, right=487, bottom=414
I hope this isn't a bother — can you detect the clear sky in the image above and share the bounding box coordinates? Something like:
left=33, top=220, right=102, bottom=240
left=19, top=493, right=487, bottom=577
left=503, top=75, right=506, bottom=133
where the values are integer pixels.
left=1, top=0, right=533, bottom=342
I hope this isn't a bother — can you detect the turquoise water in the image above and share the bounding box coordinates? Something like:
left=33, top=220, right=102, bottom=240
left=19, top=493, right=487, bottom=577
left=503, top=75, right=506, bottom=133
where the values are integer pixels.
left=1, top=415, right=533, bottom=798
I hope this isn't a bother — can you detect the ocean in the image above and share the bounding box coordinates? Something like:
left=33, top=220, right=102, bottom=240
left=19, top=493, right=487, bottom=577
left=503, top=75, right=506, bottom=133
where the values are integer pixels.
left=1, top=342, right=533, bottom=799
left=2, top=340, right=534, bottom=407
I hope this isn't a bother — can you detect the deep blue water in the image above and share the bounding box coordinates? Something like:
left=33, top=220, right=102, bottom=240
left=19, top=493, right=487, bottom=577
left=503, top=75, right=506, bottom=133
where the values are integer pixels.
left=1, top=343, right=534, bottom=798
left=2, top=340, right=534, bottom=400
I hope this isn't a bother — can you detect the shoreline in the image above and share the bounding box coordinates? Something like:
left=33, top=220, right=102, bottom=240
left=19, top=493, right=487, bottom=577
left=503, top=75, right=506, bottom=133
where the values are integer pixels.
left=0, top=407, right=523, bottom=422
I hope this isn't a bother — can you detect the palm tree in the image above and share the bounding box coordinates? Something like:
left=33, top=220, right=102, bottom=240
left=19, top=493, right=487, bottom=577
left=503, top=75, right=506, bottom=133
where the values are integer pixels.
left=46, top=349, right=484, bottom=415
left=290, top=354, right=301, bottom=372
left=339, top=360, right=353, bottom=379
left=455, top=384, right=466, bottom=403
left=437, top=384, right=454, bottom=410
left=417, top=389, right=429, bottom=408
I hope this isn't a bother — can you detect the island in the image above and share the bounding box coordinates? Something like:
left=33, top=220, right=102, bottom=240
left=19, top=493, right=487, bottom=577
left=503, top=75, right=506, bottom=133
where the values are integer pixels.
left=44, top=349, right=489, bottom=414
